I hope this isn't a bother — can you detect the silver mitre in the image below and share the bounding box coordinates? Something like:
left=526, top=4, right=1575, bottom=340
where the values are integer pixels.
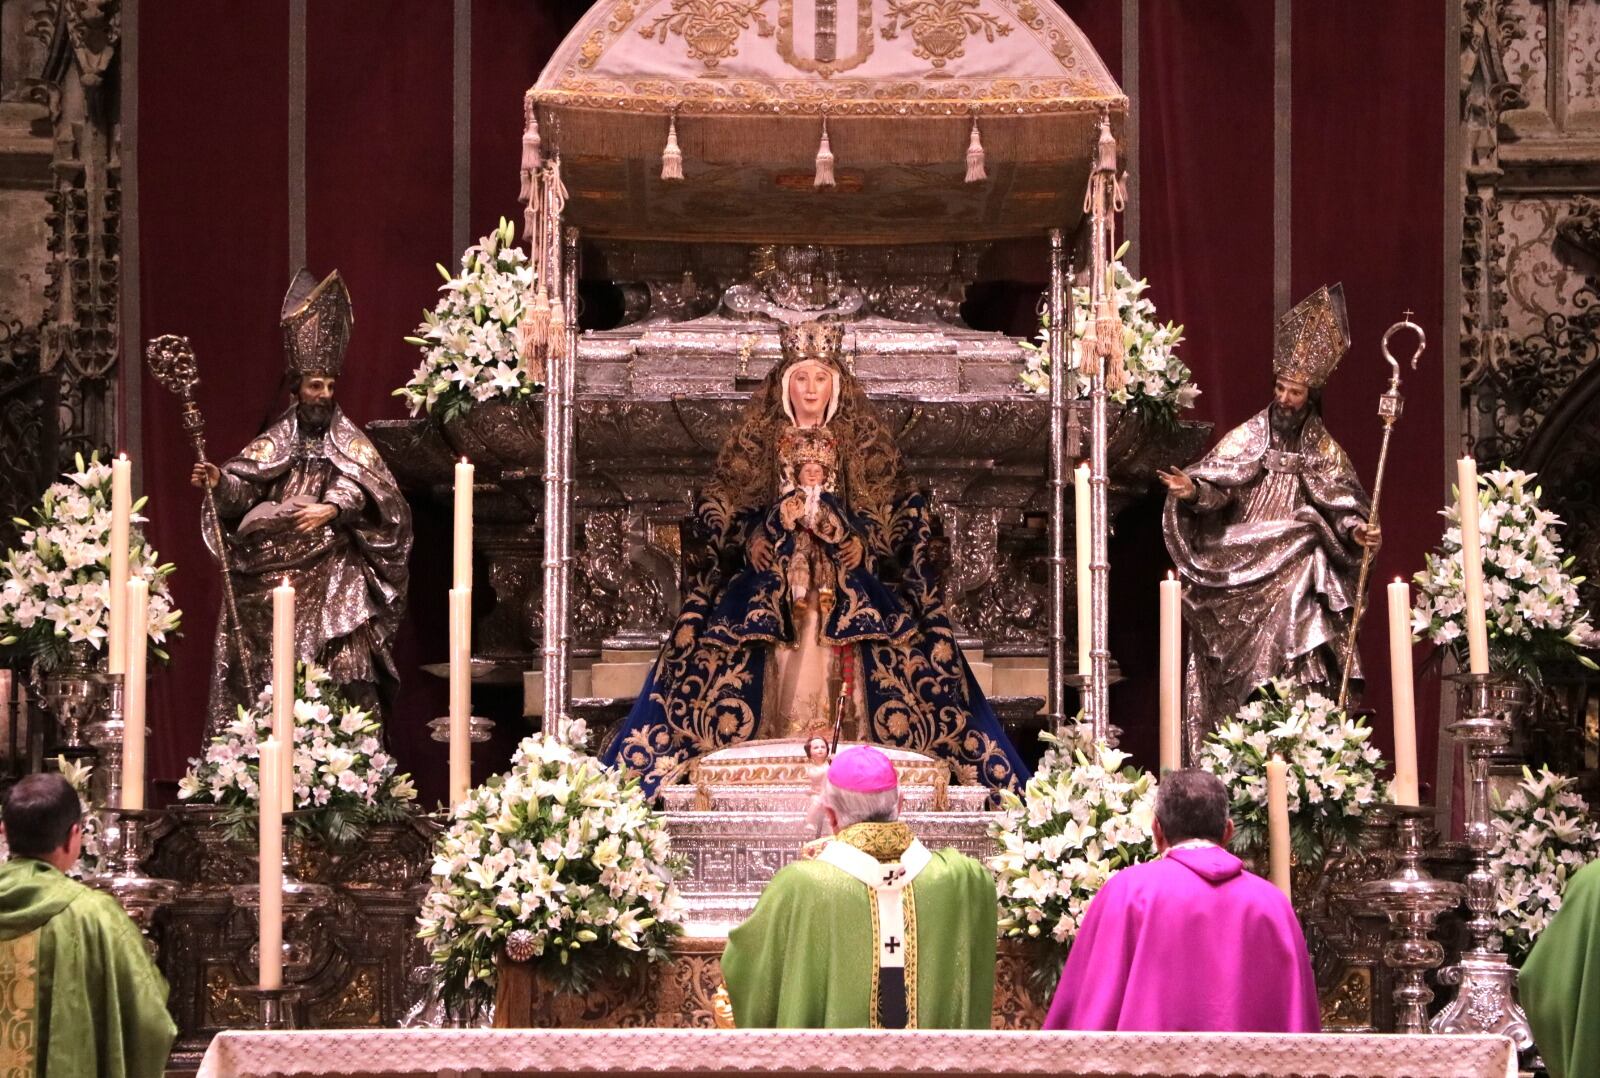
left=1273, top=283, right=1349, bottom=389
left=281, top=268, right=353, bottom=377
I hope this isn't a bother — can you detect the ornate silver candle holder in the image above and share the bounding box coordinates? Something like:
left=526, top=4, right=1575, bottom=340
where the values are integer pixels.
left=426, top=712, right=495, bottom=745
left=1359, top=803, right=1463, bottom=1034
left=86, top=807, right=178, bottom=953
left=232, top=984, right=304, bottom=1030
left=83, top=673, right=126, bottom=809
left=1429, top=672, right=1533, bottom=1049
left=230, top=812, right=335, bottom=997
left=1061, top=665, right=1125, bottom=748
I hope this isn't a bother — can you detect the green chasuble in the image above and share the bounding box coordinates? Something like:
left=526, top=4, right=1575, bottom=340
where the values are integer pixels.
left=0, top=858, right=177, bottom=1077
left=722, top=822, right=996, bottom=1028
left=1520, top=859, right=1600, bottom=1078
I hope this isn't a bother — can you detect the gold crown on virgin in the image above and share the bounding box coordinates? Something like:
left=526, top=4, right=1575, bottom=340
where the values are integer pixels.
left=778, top=425, right=839, bottom=473
left=779, top=320, right=845, bottom=367
left=1272, top=283, right=1349, bottom=389
left=280, top=268, right=354, bottom=377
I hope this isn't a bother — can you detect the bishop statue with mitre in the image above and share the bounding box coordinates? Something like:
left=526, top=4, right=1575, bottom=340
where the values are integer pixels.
left=1158, top=285, right=1380, bottom=757
left=192, top=270, right=412, bottom=733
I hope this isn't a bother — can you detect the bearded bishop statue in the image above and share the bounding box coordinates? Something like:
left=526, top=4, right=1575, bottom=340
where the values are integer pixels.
left=192, top=270, right=413, bottom=732
left=1158, top=285, right=1380, bottom=759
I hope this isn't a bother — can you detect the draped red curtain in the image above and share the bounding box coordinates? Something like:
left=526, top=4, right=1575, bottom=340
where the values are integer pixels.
left=134, top=2, right=1448, bottom=799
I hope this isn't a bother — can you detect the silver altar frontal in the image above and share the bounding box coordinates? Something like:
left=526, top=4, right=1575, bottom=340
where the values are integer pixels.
left=661, top=740, right=994, bottom=934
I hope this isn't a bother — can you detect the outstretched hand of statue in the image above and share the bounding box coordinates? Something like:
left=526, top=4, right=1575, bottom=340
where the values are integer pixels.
left=1157, top=467, right=1197, bottom=501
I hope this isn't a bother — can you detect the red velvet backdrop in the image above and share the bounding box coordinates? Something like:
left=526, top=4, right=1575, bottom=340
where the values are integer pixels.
left=135, top=2, right=1447, bottom=800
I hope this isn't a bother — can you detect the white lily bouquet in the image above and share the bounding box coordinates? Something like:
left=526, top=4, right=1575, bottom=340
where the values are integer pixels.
left=989, top=729, right=1157, bottom=958
left=1413, top=467, right=1595, bottom=680
left=1489, top=766, right=1600, bottom=965
left=55, top=755, right=103, bottom=878
left=416, top=728, right=685, bottom=1015
left=177, top=663, right=415, bottom=845
left=0, top=454, right=180, bottom=670
left=1200, top=684, right=1387, bottom=864
left=1020, top=243, right=1198, bottom=426
left=396, top=217, right=542, bottom=423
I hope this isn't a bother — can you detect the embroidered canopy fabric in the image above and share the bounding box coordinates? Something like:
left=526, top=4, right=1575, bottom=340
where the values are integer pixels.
left=528, top=0, right=1127, bottom=243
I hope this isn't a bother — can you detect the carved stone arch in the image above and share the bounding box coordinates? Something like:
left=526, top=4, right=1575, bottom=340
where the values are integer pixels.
left=1521, top=351, right=1600, bottom=615
left=1512, top=354, right=1600, bottom=785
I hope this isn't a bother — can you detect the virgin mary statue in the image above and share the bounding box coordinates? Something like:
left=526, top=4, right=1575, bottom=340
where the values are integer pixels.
left=603, top=321, right=1027, bottom=794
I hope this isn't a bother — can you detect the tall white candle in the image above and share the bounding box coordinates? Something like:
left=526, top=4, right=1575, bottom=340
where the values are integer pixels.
left=1159, top=572, right=1182, bottom=773
left=272, top=579, right=295, bottom=812
left=257, top=735, right=284, bottom=990
left=1074, top=462, right=1092, bottom=677
left=1457, top=456, right=1490, bottom=674
left=122, top=577, right=149, bottom=811
left=1387, top=579, right=1420, bottom=806
left=1266, top=756, right=1292, bottom=901
left=449, top=587, right=472, bottom=806
left=454, top=459, right=474, bottom=591
left=107, top=455, right=132, bottom=674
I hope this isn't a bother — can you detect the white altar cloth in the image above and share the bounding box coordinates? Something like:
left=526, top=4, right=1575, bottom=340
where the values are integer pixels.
left=195, top=1028, right=1517, bottom=1078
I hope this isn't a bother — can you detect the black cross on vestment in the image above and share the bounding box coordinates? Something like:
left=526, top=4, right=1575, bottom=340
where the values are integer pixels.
left=884, top=936, right=901, bottom=955
left=880, top=865, right=906, bottom=886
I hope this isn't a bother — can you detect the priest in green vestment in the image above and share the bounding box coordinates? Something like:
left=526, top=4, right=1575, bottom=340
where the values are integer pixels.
left=721, top=745, right=996, bottom=1028
left=1520, top=858, right=1600, bottom=1078
left=0, top=773, right=177, bottom=1076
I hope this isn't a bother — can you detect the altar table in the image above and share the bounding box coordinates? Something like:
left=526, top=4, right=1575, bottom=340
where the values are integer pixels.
left=195, top=1028, right=1517, bottom=1078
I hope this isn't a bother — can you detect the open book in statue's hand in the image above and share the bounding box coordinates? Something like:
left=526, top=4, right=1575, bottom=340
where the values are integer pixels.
left=237, top=494, right=318, bottom=537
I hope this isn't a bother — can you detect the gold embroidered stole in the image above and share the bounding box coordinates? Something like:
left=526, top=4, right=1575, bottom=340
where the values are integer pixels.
left=0, top=929, right=41, bottom=1074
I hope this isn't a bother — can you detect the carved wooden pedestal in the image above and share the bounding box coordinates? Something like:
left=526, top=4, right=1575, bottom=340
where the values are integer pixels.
left=147, top=810, right=440, bottom=1067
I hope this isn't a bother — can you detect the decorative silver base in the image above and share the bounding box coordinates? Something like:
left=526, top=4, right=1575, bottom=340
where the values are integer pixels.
left=1430, top=950, right=1533, bottom=1048
left=1359, top=803, right=1462, bottom=1034
left=233, top=984, right=305, bottom=1030
left=427, top=714, right=495, bottom=744
left=84, top=809, right=178, bottom=955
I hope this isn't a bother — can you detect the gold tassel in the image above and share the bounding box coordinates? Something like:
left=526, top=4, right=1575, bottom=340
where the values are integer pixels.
left=520, top=283, right=551, bottom=365
left=547, top=295, right=569, bottom=366
left=1076, top=334, right=1097, bottom=376
left=1094, top=293, right=1127, bottom=391
left=965, top=116, right=986, bottom=183
left=661, top=113, right=684, bottom=181
left=814, top=118, right=835, bottom=189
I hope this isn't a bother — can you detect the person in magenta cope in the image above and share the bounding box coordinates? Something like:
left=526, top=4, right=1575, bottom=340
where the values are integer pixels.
left=1043, top=768, right=1320, bottom=1032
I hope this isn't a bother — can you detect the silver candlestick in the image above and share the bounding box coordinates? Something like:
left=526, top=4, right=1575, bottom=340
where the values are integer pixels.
left=1430, top=672, right=1533, bottom=1049
left=1360, top=803, right=1463, bottom=1033
left=86, top=808, right=178, bottom=955
left=233, top=985, right=304, bottom=1030
left=230, top=813, right=334, bottom=997
left=83, top=673, right=125, bottom=809
left=1061, top=665, right=1125, bottom=747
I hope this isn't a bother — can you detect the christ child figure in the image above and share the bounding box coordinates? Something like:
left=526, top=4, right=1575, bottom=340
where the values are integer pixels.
left=771, top=426, right=852, bottom=621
